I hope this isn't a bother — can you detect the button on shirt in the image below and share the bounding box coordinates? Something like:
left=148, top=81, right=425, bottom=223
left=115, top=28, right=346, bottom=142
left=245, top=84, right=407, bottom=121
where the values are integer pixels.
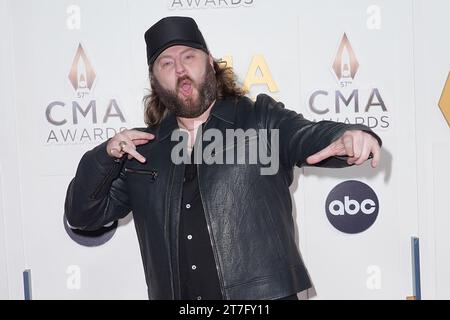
left=178, top=154, right=223, bottom=300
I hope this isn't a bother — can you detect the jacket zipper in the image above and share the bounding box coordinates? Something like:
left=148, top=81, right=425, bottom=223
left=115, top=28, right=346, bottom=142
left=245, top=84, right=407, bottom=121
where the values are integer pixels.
left=168, top=165, right=178, bottom=299
left=197, top=164, right=226, bottom=299
left=197, top=115, right=226, bottom=299
left=125, top=168, right=158, bottom=180
left=124, top=167, right=158, bottom=177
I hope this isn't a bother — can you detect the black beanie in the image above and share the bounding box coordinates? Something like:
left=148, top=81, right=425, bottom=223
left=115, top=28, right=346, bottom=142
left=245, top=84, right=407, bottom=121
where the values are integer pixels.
left=144, top=16, right=209, bottom=66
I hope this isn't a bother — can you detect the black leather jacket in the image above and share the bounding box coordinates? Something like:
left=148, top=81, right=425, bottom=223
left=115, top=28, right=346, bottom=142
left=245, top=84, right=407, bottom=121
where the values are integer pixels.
left=65, top=94, right=381, bottom=300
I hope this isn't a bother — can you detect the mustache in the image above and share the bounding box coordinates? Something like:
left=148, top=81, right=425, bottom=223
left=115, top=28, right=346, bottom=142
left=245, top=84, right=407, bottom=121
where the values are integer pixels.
left=177, top=75, right=194, bottom=89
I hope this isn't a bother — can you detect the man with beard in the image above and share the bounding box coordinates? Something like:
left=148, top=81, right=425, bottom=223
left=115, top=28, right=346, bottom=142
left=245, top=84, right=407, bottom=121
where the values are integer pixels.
left=65, top=16, right=382, bottom=300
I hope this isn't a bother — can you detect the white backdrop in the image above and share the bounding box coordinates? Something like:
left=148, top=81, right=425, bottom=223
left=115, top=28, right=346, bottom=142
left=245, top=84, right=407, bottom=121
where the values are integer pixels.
left=0, top=0, right=449, bottom=299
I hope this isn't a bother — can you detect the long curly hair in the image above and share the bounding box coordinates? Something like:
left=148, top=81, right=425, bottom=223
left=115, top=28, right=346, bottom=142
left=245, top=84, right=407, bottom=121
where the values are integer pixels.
left=143, top=60, right=247, bottom=127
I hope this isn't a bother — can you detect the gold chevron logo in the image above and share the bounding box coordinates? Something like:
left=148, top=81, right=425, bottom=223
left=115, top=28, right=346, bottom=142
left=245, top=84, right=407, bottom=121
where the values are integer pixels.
left=332, top=33, right=359, bottom=82
left=438, top=72, right=450, bottom=127
left=68, top=43, right=96, bottom=94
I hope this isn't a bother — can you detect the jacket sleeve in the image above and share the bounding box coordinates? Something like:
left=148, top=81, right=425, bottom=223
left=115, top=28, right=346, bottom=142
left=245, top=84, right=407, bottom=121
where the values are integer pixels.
left=255, top=94, right=382, bottom=169
left=64, top=140, right=131, bottom=231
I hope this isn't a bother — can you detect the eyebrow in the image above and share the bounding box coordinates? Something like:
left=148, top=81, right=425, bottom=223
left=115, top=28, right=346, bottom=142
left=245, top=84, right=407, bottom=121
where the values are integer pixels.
left=157, top=48, right=196, bottom=62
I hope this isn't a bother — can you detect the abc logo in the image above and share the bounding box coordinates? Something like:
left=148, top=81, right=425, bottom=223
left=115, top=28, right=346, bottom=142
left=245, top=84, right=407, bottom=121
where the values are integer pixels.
left=325, top=180, right=379, bottom=234
left=63, top=214, right=117, bottom=247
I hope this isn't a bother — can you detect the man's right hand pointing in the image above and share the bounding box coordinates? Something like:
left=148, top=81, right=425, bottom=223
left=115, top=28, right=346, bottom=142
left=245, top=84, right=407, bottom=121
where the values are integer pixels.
left=306, top=130, right=381, bottom=168
left=107, top=129, right=155, bottom=163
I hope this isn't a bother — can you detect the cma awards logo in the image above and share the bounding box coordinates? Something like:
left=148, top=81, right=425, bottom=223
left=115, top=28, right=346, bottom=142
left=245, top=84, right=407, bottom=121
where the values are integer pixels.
left=331, top=33, right=359, bottom=87
left=44, top=43, right=127, bottom=145
left=168, top=0, right=254, bottom=10
left=325, top=180, right=379, bottom=234
left=308, top=33, right=390, bottom=130
left=438, top=72, right=450, bottom=126
left=68, top=43, right=96, bottom=98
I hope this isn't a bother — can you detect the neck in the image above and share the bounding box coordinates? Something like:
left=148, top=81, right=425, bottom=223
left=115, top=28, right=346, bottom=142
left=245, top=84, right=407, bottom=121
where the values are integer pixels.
left=176, top=100, right=216, bottom=131
left=177, top=100, right=216, bottom=153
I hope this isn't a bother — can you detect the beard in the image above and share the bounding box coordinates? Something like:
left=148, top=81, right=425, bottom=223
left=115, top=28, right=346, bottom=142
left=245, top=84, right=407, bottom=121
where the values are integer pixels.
left=152, top=61, right=217, bottom=118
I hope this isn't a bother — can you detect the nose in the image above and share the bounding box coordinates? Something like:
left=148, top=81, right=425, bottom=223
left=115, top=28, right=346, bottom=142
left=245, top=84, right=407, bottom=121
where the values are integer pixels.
left=174, top=58, right=186, bottom=76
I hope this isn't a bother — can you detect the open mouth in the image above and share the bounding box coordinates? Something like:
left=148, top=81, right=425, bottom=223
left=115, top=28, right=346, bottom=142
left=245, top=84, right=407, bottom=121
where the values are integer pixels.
left=179, top=79, right=193, bottom=97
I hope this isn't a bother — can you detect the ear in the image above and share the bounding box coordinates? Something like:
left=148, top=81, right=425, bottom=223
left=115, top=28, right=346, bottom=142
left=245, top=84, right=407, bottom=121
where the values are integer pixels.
left=208, top=54, right=214, bottom=69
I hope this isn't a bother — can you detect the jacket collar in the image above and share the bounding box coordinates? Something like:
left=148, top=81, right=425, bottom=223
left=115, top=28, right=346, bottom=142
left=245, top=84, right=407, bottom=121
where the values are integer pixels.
left=157, top=98, right=236, bottom=141
left=210, top=98, right=236, bottom=125
left=157, top=112, right=178, bottom=141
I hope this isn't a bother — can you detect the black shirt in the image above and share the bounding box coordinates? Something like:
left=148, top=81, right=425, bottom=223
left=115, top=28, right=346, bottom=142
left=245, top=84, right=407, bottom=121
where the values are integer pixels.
left=178, top=150, right=223, bottom=300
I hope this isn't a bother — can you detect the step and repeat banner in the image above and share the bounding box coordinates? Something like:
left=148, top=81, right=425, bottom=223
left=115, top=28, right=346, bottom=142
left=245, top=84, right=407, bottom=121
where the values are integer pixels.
left=1, top=0, right=449, bottom=299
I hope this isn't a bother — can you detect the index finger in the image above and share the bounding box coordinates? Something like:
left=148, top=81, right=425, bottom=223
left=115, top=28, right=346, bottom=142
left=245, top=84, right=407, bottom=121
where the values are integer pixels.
left=306, top=145, right=335, bottom=165
left=124, top=147, right=146, bottom=163
left=126, top=130, right=155, bottom=141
